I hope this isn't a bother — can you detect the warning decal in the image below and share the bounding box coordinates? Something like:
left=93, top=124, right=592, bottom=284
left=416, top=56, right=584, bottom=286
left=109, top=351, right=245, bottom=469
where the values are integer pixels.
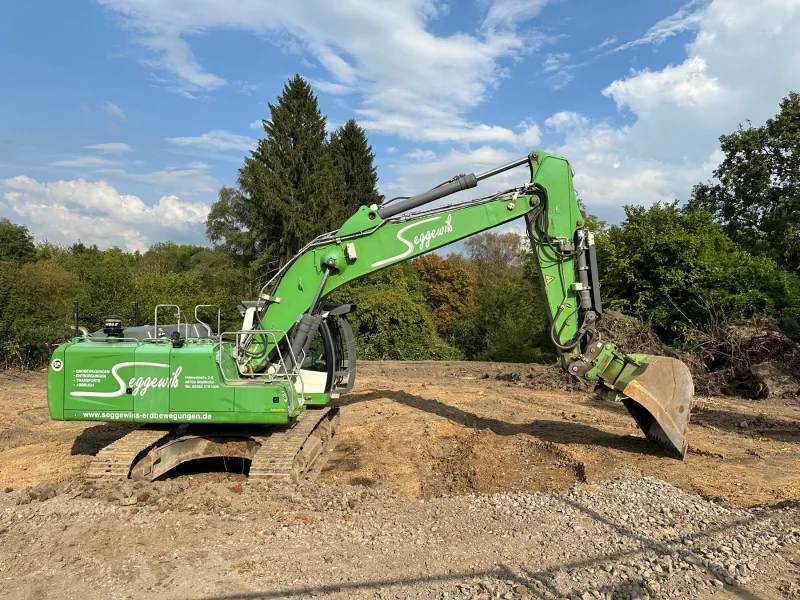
left=545, top=275, right=555, bottom=285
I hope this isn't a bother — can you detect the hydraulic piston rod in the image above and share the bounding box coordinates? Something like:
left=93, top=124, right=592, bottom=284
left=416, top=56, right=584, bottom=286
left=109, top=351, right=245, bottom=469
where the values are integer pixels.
left=377, top=156, right=529, bottom=219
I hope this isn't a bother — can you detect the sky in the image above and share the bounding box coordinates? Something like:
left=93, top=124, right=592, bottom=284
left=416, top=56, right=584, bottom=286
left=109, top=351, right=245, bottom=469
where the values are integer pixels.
left=1, top=0, right=799, bottom=252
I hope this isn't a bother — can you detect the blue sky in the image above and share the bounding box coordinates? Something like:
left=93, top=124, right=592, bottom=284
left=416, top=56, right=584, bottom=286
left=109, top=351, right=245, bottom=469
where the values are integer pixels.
left=1, top=0, right=798, bottom=251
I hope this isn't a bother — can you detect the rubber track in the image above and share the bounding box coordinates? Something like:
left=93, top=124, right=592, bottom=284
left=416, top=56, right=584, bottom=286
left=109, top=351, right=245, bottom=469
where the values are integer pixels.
left=86, top=426, right=172, bottom=483
left=249, top=407, right=336, bottom=481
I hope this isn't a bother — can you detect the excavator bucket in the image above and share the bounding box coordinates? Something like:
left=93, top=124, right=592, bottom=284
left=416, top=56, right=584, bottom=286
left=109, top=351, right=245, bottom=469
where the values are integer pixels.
left=614, top=355, right=694, bottom=458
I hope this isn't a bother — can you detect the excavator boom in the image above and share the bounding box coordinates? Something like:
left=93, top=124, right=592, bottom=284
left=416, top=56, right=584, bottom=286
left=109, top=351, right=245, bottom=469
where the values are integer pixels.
left=250, top=150, right=693, bottom=457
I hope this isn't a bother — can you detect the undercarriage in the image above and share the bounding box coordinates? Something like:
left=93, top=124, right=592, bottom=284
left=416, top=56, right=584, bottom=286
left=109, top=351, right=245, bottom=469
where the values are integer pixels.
left=86, top=407, right=341, bottom=483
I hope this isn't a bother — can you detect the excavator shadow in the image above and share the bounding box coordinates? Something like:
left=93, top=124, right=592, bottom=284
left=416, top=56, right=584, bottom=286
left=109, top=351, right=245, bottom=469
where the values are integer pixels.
left=70, top=422, right=138, bottom=456
left=337, top=388, right=668, bottom=457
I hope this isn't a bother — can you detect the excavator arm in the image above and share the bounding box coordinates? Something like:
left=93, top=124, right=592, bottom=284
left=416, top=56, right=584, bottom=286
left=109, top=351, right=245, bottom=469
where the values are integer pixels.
left=246, top=150, right=693, bottom=458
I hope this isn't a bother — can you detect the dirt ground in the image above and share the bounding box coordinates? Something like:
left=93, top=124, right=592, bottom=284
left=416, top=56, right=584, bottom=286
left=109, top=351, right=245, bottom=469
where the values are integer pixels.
left=319, top=362, right=800, bottom=508
left=2, top=362, right=800, bottom=599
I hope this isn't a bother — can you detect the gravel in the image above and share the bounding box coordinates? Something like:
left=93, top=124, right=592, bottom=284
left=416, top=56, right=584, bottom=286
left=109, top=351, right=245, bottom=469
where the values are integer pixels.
left=1, top=474, right=799, bottom=599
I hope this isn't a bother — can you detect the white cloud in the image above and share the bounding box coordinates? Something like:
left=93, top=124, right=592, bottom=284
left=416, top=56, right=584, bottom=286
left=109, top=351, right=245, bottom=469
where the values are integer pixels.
left=549, top=0, right=800, bottom=221
left=405, top=148, right=437, bottom=162
left=85, top=142, right=133, bottom=153
left=615, top=0, right=707, bottom=52
left=1, top=176, right=209, bottom=252
left=96, top=163, right=218, bottom=196
left=306, top=77, right=355, bottom=95
left=515, top=120, right=541, bottom=147
left=481, top=0, right=550, bottom=32
left=97, top=0, right=554, bottom=144
left=544, top=111, right=589, bottom=132
left=543, top=52, right=569, bottom=73
left=237, top=81, right=258, bottom=95
left=51, top=156, right=119, bottom=168
left=541, top=52, right=577, bottom=89
left=249, top=119, right=265, bottom=130
left=103, top=102, right=127, bottom=121
left=591, top=36, right=617, bottom=52
left=139, top=35, right=227, bottom=97
left=603, top=56, right=723, bottom=116
left=166, top=130, right=256, bottom=152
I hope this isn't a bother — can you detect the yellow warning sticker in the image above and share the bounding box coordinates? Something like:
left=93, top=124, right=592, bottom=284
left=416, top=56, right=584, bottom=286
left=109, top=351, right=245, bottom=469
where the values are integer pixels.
left=545, top=275, right=555, bottom=285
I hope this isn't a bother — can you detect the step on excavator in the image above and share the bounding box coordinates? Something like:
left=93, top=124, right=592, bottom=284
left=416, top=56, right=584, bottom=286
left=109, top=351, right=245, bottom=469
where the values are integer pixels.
left=47, top=150, right=694, bottom=483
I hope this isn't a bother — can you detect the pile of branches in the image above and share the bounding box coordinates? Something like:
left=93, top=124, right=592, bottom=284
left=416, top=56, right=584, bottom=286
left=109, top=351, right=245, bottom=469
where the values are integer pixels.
left=682, top=316, right=800, bottom=398
left=596, top=311, right=800, bottom=399
left=596, top=310, right=668, bottom=357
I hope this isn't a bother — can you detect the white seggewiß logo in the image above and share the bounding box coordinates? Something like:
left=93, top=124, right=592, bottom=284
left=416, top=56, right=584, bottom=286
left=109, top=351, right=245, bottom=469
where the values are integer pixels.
left=69, top=362, right=181, bottom=398
left=130, top=366, right=182, bottom=397
left=371, top=214, right=453, bottom=268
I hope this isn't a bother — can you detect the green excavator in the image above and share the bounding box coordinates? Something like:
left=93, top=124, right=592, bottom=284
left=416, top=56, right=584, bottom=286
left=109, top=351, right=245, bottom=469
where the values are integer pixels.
left=47, top=150, right=694, bottom=482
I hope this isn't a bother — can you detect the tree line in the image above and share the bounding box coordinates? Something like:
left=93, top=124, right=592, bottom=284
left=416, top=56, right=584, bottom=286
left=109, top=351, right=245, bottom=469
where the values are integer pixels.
left=1, top=77, right=798, bottom=368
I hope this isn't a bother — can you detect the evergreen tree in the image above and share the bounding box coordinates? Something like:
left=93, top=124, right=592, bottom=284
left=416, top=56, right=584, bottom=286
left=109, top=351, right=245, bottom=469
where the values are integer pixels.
left=206, top=75, right=344, bottom=276
left=330, top=119, right=383, bottom=216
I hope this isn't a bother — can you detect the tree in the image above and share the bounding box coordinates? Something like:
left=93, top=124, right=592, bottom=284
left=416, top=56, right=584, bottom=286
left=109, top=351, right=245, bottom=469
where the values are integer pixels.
left=690, top=91, right=800, bottom=271
left=463, top=232, right=525, bottom=289
left=206, top=75, right=344, bottom=276
left=330, top=263, right=461, bottom=360
left=597, top=202, right=800, bottom=339
left=577, top=199, right=607, bottom=232
left=0, top=219, right=35, bottom=263
left=454, top=276, right=555, bottom=363
left=412, top=253, right=475, bottom=341
left=330, top=119, right=383, bottom=216
left=205, top=186, right=261, bottom=267
left=54, top=246, right=138, bottom=329
left=0, top=259, right=78, bottom=367
left=453, top=232, right=554, bottom=362
left=134, top=242, right=205, bottom=277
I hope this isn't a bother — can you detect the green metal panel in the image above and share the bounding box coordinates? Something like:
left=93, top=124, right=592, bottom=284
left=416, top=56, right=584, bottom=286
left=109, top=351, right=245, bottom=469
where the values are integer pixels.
left=131, top=343, right=173, bottom=420
left=234, top=382, right=292, bottom=423
left=46, top=345, right=66, bottom=420
left=303, top=392, right=331, bottom=405
left=167, top=343, right=235, bottom=414
left=63, top=341, right=138, bottom=413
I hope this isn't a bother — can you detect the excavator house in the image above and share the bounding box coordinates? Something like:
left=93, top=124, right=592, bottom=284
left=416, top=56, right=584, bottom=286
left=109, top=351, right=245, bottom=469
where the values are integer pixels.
left=46, top=150, right=694, bottom=482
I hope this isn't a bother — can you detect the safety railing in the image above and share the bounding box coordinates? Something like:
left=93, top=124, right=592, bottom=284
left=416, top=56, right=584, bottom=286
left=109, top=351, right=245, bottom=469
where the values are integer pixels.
left=217, top=329, right=305, bottom=413
left=194, top=304, right=221, bottom=339
left=154, top=304, right=190, bottom=339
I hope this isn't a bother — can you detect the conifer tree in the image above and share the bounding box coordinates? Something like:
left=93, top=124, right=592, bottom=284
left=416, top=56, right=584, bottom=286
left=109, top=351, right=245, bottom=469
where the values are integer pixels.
left=330, top=119, right=383, bottom=216
left=206, top=75, right=344, bottom=275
